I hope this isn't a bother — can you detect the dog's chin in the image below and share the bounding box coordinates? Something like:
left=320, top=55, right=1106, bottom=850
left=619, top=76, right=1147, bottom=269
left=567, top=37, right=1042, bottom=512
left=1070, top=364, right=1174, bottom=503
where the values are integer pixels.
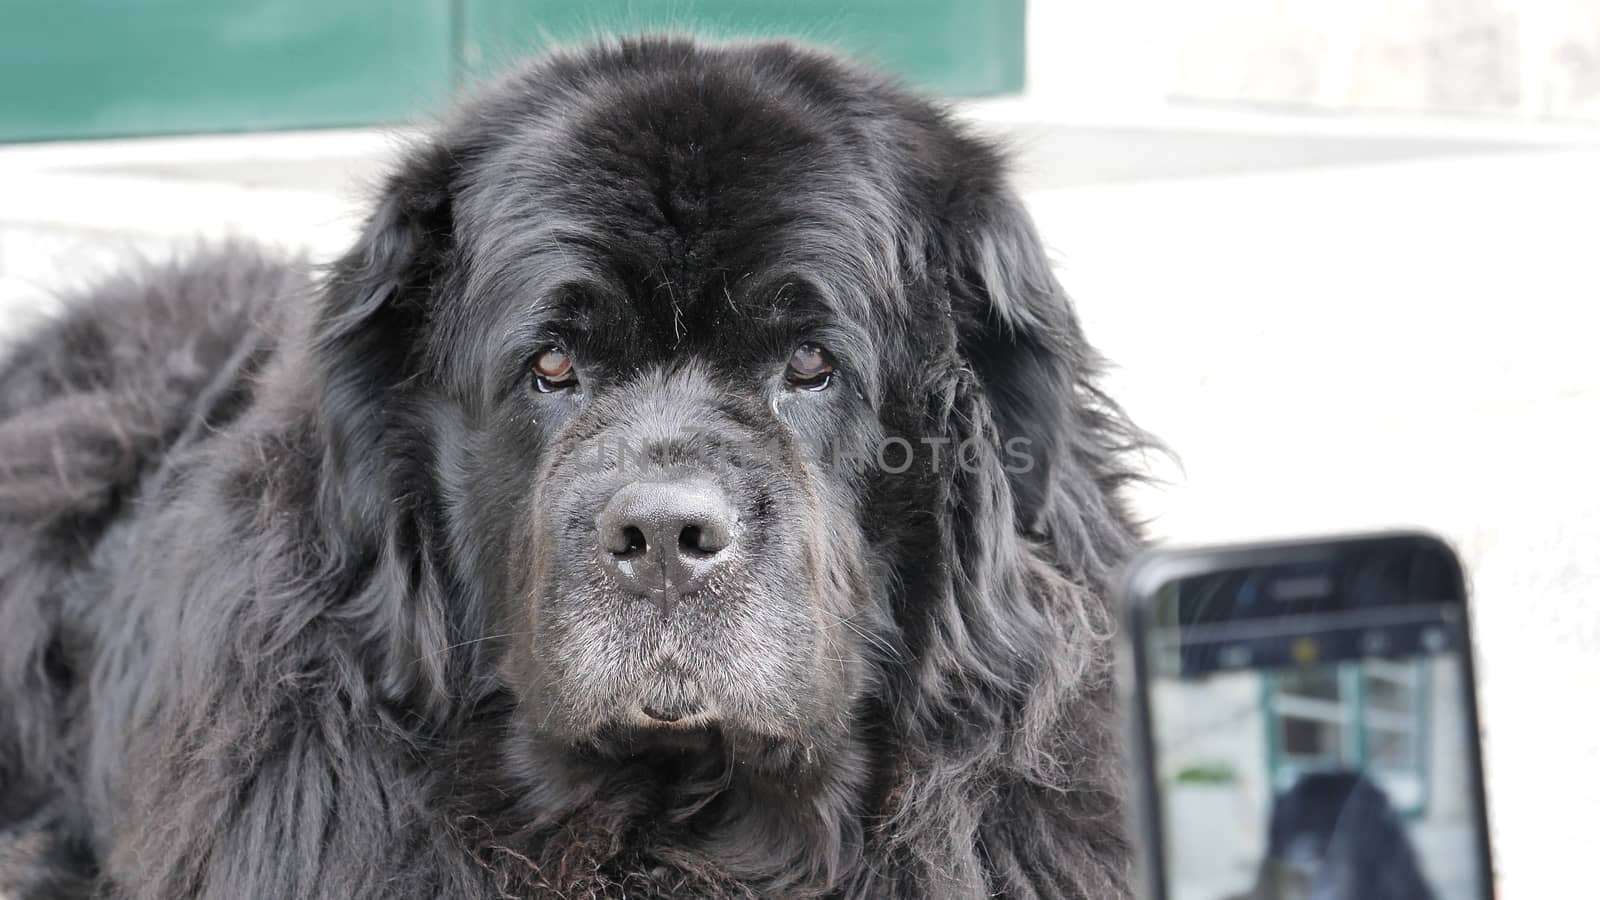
left=584, top=694, right=797, bottom=749
left=563, top=673, right=824, bottom=770
left=579, top=716, right=835, bottom=783
left=589, top=718, right=719, bottom=752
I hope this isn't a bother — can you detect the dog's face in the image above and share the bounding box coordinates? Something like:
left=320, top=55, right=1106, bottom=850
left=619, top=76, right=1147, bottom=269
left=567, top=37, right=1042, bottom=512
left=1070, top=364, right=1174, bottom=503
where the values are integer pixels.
left=501, top=328, right=879, bottom=749
left=314, top=40, right=1130, bottom=774
left=438, top=61, right=912, bottom=757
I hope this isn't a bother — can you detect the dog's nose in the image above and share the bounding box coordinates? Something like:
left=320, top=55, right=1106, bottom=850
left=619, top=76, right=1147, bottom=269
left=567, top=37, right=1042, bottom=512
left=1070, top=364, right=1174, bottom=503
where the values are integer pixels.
left=597, top=481, right=736, bottom=611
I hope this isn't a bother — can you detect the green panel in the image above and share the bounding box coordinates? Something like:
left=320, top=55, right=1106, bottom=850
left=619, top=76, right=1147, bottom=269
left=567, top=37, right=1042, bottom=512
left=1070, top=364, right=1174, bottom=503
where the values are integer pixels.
left=460, top=0, right=1025, bottom=98
left=0, top=1, right=1020, bottom=142
left=0, top=1, right=454, bottom=141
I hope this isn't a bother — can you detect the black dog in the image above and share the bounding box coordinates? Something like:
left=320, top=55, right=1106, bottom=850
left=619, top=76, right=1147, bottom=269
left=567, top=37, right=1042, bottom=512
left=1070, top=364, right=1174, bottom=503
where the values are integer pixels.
left=1237, top=771, right=1437, bottom=900
left=0, top=38, right=1149, bottom=898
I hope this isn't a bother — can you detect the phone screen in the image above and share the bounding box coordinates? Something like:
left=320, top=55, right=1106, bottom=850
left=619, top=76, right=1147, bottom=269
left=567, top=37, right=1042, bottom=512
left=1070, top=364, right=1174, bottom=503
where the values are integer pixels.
left=1136, top=538, right=1489, bottom=900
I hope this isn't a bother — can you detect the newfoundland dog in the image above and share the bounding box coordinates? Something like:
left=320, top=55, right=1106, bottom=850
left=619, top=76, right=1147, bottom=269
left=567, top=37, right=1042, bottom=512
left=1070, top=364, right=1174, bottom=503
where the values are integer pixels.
left=0, top=37, right=1149, bottom=899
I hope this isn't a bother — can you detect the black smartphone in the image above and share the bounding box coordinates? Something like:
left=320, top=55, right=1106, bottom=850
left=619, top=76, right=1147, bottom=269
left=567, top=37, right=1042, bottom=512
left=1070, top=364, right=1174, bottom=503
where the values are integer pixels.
left=1119, top=532, right=1494, bottom=900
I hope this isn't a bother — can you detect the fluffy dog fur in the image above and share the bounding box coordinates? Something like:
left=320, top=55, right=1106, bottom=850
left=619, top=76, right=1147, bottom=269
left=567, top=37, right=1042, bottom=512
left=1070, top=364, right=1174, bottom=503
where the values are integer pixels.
left=0, top=38, right=1150, bottom=899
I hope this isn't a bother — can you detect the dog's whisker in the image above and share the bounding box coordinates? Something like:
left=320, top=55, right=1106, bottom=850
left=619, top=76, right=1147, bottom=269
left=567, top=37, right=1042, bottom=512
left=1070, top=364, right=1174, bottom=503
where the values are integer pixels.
left=413, top=630, right=537, bottom=665
left=818, top=608, right=901, bottom=661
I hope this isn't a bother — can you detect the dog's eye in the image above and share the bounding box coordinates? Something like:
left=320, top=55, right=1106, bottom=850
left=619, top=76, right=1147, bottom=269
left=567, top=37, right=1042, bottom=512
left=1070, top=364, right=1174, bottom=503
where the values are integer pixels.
left=531, top=347, right=578, bottom=392
left=784, top=343, right=835, bottom=391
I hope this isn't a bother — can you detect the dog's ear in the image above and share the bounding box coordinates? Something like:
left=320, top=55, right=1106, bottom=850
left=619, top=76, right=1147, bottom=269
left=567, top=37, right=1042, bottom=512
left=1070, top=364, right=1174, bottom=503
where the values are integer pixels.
left=879, top=177, right=1148, bottom=899
left=312, top=142, right=472, bottom=715
left=314, top=142, right=456, bottom=534
left=943, top=183, right=1147, bottom=577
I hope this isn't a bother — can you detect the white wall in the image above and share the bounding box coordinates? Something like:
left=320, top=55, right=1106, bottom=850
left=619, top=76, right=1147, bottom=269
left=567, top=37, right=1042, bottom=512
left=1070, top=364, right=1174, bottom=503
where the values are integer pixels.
left=1026, top=0, right=1600, bottom=120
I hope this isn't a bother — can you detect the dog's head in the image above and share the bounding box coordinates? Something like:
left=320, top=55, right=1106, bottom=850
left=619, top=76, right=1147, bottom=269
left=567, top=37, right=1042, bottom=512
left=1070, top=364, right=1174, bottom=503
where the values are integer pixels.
left=312, top=39, right=1142, bottom=774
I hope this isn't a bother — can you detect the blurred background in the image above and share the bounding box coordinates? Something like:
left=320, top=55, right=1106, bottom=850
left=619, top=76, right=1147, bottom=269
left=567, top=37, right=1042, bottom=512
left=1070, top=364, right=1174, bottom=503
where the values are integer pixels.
left=1, top=2, right=1596, bottom=896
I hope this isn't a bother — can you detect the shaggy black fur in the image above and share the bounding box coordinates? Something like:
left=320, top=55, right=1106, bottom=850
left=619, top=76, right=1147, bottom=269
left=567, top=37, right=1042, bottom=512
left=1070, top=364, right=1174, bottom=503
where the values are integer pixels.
left=0, top=38, right=1151, bottom=899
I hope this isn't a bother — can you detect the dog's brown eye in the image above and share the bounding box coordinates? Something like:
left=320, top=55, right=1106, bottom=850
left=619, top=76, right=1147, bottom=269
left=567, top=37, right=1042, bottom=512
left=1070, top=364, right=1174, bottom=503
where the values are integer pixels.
left=531, top=347, right=577, bottom=392
left=784, top=343, right=834, bottom=390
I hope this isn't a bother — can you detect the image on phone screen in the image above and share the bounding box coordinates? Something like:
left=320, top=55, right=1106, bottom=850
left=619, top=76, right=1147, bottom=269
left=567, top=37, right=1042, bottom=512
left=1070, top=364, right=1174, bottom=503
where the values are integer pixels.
left=1139, top=541, right=1488, bottom=900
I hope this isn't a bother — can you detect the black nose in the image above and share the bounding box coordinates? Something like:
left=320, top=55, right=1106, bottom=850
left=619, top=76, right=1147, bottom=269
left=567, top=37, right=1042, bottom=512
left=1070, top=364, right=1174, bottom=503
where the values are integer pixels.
left=597, top=481, right=737, bottom=612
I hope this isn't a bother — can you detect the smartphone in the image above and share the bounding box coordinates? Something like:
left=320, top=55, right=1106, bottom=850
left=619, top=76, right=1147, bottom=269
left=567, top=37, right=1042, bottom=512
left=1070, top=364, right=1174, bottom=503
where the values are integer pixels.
left=1119, top=532, right=1494, bottom=900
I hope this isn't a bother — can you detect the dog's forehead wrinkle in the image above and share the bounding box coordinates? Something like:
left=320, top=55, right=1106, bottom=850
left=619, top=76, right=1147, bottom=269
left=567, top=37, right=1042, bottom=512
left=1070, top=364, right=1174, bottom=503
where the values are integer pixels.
left=445, top=65, right=925, bottom=358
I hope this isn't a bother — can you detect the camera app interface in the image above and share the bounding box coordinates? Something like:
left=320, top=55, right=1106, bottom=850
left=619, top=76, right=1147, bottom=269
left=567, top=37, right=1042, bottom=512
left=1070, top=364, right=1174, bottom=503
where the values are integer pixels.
left=1145, top=551, right=1486, bottom=900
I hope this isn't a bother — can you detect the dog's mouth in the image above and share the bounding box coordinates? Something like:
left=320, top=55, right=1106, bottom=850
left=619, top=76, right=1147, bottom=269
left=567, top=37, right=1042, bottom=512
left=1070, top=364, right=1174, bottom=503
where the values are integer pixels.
left=586, top=679, right=729, bottom=759
left=632, top=668, right=713, bottom=728
left=582, top=659, right=804, bottom=751
left=582, top=713, right=803, bottom=775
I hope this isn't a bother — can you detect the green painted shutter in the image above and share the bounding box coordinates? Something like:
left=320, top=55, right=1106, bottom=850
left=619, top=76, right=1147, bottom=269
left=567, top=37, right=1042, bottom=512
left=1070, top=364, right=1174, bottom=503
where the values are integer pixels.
left=0, top=1, right=1023, bottom=142
left=0, top=0, right=455, bottom=141
left=459, top=1, right=1025, bottom=99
